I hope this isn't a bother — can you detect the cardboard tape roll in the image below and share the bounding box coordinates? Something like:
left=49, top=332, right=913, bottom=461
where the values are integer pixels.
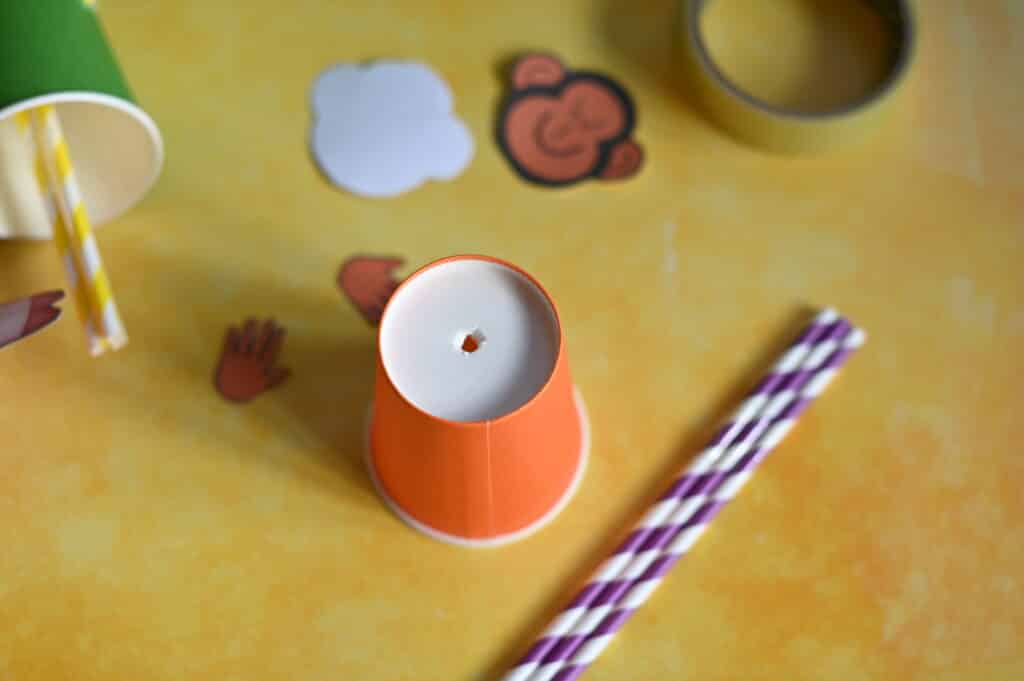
left=678, top=0, right=915, bottom=153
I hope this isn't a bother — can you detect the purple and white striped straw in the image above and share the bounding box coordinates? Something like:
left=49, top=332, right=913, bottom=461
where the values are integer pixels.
left=544, top=324, right=864, bottom=681
left=504, top=310, right=864, bottom=681
left=504, top=308, right=842, bottom=681
left=525, top=316, right=855, bottom=681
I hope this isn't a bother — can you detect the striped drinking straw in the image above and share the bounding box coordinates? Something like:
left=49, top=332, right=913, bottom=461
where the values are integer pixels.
left=29, top=105, right=127, bottom=354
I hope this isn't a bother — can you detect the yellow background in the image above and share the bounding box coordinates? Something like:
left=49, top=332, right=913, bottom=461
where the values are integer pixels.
left=2, top=1, right=1022, bottom=679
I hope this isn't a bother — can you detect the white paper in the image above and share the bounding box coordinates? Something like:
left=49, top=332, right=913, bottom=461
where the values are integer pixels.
left=310, top=61, right=474, bottom=198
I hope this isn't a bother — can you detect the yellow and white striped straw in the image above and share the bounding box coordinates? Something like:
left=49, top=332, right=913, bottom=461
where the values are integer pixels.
left=28, top=105, right=127, bottom=353
left=18, top=111, right=105, bottom=354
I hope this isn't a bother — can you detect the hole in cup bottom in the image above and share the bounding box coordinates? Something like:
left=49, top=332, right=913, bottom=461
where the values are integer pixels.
left=458, top=329, right=485, bottom=354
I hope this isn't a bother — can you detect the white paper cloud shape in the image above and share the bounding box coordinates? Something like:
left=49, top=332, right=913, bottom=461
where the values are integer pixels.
left=310, top=61, right=474, bottom=198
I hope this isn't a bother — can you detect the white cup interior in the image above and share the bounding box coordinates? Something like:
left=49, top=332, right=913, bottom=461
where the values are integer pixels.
left=0, top=92, right=163, bottom=239
left=380, top=258, right=561, bottom=423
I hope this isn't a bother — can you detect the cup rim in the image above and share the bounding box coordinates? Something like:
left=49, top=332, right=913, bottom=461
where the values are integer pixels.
left=364, top=387, right=591, bottom=547
left=0, top=90, right=164, bottom=236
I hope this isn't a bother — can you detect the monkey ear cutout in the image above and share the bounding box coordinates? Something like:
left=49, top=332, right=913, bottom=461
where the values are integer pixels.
left=511, top=53, right=566, bottom=90
left=600, top=140, right=645, bottom=181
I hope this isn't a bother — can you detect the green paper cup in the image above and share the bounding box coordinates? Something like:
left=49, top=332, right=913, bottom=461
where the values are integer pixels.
left=0, top=0, right=163, bottom=239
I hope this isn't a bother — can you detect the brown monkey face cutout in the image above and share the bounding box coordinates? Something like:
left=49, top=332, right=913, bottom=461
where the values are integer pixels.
left=498, top=54, right=644, bottom=187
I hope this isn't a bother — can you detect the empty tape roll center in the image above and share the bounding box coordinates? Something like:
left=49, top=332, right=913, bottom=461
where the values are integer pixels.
left=682, top=0, right=915, bottom=152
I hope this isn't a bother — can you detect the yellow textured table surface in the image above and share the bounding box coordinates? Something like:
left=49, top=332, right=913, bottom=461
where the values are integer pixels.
left=2, top=1, right=1022, bottom=679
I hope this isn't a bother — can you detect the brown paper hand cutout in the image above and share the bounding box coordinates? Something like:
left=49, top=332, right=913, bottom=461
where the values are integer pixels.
left=338, top=255, right=405, bottom=326
left=498, top=53, right=644, bottom=187
left=0, top=290, right=64, bottom=351
left=214, top=319, right=291, bottom=403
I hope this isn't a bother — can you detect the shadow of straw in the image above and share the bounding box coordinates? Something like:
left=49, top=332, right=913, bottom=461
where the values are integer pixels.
left=475, top=305, right=817, bottom=681
left=0, top=240, right=59, bottom=295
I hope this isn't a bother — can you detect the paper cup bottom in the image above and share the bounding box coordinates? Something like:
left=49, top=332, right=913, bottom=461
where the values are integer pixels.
left=365, top=387, right=591, bottom=548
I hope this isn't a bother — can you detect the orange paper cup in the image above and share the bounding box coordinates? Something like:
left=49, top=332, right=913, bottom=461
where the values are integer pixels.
left=367, top=255, right=590, bottom=547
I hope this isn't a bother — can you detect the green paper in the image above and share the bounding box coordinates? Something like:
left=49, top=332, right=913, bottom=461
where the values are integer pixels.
left=0, top=0, right=135, bottom=110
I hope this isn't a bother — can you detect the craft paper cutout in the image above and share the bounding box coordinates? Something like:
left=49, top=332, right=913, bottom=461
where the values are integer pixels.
left=214, top=319, right=290, bottom=403
left=497, top=53, right=644, bottom=187
left=310, top=61, right=474, bottom=198
left=338, top=255, right=405, bottom=327
left=0, top=290, right=63, bottom=350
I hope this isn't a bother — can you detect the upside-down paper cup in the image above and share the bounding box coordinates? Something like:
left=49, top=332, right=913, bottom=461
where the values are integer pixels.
left=368, top=255, right=590, bottom=547
left=0, top=0, right=163, bottom=239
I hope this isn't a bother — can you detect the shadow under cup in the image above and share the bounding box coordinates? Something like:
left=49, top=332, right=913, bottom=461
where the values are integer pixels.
left=368, top=255, right=590, bottom=548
